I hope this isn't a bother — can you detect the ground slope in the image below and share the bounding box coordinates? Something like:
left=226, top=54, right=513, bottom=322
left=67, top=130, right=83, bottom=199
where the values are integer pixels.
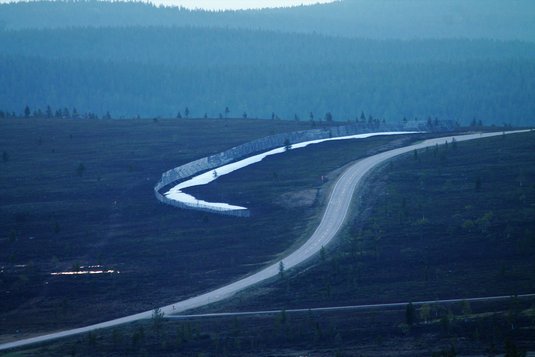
left=5, top=131, right=535, bottom=356
left=0, top=118, right=420, bottom=338
left=213, top=131, right=535, bottom=311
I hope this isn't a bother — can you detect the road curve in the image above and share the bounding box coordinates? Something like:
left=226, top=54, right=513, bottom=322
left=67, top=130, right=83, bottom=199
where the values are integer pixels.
left=0, top=129, right=530, bottom=351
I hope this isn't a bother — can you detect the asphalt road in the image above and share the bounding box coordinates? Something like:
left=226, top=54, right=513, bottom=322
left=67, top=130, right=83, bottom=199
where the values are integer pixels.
left=0, top=129, right=530, bottom=351
left=166, top=293, right=535, bottom=320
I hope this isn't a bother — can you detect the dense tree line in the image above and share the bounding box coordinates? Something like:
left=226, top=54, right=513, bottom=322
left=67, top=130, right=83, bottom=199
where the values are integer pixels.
left=0, top=105, right=106, bottom=120
left=1, top=54, right=533, bottom=125
left=0, top=6, right=534, bottom=126
left=1, top=27, right=534, bottom=67
left=1, top=103, right=461, bottom=133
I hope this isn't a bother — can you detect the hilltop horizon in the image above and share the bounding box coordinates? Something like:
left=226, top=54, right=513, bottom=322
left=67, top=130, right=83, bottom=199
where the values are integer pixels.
left=1, top=0, right=535, bottom=42
left=0, top=0, right=339, bottom=10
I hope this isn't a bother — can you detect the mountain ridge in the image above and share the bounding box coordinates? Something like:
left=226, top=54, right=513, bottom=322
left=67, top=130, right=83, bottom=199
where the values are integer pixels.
left=1, top=0, right=534, bottom=42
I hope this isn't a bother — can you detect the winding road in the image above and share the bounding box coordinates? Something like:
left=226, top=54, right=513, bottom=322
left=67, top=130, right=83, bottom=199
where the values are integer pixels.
left=0, top=129, right=530, bottom=352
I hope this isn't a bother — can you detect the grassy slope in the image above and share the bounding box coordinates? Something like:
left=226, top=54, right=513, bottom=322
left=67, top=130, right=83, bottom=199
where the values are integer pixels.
left=4, top=130, right=535, bottom=356
left=0, top=118, right=419, bottom=337
left=213, top=131, right=535, bottom=311
left=9, top=297, right=535, bottom=356
left=0, top=117, right=313, bottom=335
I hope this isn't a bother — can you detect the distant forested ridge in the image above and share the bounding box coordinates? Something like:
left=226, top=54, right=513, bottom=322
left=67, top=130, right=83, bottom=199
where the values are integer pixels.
left=2, top=27, right=535, bottom=66
left=2, top=54, right=533, bottom=125
left=0, top=1, right=534, bottom=125
left=1, top=0, right=535, bottom=42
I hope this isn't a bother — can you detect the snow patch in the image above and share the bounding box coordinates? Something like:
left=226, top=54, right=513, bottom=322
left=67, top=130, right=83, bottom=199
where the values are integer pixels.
left=165, top=132, right=418, bottom=211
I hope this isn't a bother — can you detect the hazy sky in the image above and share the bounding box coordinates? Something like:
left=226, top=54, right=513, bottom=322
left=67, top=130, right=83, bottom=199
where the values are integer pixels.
left=148, top=0, right=337, bottom=10
left=0, top=0, right=339, bottom=8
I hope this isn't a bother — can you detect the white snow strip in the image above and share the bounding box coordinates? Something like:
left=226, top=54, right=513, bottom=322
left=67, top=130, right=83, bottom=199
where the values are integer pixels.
left=165, top=131, right=418, bottom=211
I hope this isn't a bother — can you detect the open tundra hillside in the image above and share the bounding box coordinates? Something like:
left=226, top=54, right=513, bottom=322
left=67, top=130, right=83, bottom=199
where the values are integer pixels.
left=1, top=1, right=534, bottom=355
left=211, top=131, right=535, bottom=312
left=0, top=118, right=431, bottom=337
left=0, top=118, right=309, bottom=336
left=6, top=130, right=535, bottom=356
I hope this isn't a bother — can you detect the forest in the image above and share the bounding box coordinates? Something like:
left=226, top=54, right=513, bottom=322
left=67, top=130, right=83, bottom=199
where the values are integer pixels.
left=1, top=0, right=535, bottom=42
left=0, top=26, right=534, bottom=124
left=0, top=1, right=534, bottom=124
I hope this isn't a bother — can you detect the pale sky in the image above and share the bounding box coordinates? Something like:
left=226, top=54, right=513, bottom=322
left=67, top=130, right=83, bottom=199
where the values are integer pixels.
left=148, top=0, right=337, bottom=10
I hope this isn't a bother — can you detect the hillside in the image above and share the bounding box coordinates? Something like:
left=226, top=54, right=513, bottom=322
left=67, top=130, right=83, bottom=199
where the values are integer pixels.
left=0, top=118, right=425, bottom=337
left=213, top=131, right=535, bottom=310
left=1, top=0, right=535, bottom=42
left=1, top=1, right=534, bottom=355
left=4, top=130, right=535, bottom=356
left=4, top=28, right=534, bottom=66
left=1, top=1, right=534, bottom=124
left=1, top=27, right=534, bottom=124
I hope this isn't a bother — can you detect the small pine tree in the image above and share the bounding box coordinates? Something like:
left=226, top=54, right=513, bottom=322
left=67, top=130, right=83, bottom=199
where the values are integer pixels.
left=284, top=138, right=292, bottom=151
left=152, top=307, right=165, bottom=335
left=86, top=331, right=97, bottom=347
left=46, top=105, right=53, bottom=119
left=131, top=326, right=144, bottom=349
left=279, top=309, right=287, bottom=325
left=406, top=302, right=416, bottom=326
left=461, top=300, right=472, bottom=318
